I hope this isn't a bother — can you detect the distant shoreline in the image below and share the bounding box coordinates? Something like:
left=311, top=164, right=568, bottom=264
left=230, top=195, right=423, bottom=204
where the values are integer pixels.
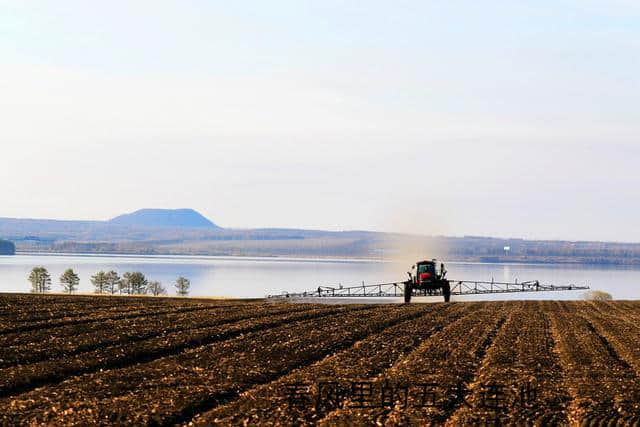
left=5, top=216, right=640, bottom=266
left=11, top=250, right=640, bottom=268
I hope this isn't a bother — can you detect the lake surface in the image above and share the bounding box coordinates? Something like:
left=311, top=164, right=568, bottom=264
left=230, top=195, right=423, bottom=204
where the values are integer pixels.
left=0, top=253, right=638, bottom=300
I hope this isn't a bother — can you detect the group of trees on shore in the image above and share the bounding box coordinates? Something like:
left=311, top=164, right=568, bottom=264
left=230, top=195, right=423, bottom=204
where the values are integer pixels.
left=27, top=267, right=190, bottom=296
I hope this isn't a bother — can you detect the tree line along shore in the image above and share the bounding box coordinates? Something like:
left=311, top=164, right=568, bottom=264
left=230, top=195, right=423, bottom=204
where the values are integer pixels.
left=26, top=266, right=191, bottom=296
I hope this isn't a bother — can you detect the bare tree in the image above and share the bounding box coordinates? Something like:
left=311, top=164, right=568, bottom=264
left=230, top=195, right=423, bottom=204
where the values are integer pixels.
left=147, top=281, right=167, bottom=296
left=175, top=277, right=190, bottom=296
left=28, top=267, right=51, bottom=293
left=122, top=272, right=148, bottom=295
left=60, top=269, right=80, bottom=294
left=105, top=270, right=121, bottom=295
left=91, top=271, right=108, bottom=294
left=118, top=276, right=129, bottom=294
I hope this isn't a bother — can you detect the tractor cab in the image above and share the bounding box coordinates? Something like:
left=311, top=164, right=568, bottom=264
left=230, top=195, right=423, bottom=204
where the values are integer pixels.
left=413, top=260, right=446, bottom=286
left=405, top=259, right=450, bottom=303
left=416, top=261, right=437, bottom=284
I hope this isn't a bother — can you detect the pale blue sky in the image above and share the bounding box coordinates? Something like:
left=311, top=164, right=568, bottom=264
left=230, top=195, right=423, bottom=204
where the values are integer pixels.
left=1, top=1, right=639, bottom=241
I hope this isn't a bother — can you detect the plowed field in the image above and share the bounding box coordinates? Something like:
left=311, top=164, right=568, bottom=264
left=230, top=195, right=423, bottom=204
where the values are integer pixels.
left=1, top=294, right=639, bottom=425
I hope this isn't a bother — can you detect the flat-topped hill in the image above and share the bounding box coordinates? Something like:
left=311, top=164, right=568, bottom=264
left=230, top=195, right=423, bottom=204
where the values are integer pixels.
left=108, top=209, right=219, bottom=228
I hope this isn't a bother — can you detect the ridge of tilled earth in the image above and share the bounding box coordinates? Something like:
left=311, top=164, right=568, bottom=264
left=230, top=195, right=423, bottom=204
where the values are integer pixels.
left=2, top=295, right=640, bottom=426
left=1, top=304, right=422, bottom=425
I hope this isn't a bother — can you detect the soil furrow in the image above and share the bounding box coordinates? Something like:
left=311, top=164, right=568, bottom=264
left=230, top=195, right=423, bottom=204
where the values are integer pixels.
left=581, top=307, right=640, bottom=378
left=0, top=303, right=235, bottom=335
left=3, top=294, right=640, bottom=425
left=0, top=305, right=415, bottom=425
left=0, top=304, right=245, bottom=348
left=444, top=301, right=572, bottom=425
left=549, top=302, right=640, bottom=423
left=189, top=303, right=470, bottom=425
left=316, top=302, right=508, bottom=426
left=0, top=301, right=185, bottom=323
left=0, top=305, right=360, bottom=398
left=0, top=304, right=315, bottom=367
left=163, top=305, right=432, bottom=427
left=584, top=322, right=631, bottom=369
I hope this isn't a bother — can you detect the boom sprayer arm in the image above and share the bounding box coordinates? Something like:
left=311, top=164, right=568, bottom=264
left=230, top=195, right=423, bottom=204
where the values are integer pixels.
left=267, top=259, right=589, bottom=302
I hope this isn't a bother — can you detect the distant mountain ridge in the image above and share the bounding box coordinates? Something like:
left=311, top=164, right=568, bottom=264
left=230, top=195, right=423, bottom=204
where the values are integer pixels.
left=3, top=210, right=640, bottom=264
left=109, top=209, right=218, bottom=228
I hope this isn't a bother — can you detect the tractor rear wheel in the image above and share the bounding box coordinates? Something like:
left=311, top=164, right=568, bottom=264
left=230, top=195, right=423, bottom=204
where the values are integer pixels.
left=442, top=280, right=451, bottom=302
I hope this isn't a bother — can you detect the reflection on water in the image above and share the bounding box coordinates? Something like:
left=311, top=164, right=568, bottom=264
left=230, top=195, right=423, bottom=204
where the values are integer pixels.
left=502, top=265, right=511, bottom=283
left=0, top=253, right=637, bottom=300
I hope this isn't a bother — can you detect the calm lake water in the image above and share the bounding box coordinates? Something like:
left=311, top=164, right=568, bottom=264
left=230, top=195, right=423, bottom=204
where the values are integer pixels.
left=0, top=253, right=638, bottom=300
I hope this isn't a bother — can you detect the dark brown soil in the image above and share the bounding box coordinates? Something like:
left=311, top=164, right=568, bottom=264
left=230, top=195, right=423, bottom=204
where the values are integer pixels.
left=1, top=294, right=639, bottom=425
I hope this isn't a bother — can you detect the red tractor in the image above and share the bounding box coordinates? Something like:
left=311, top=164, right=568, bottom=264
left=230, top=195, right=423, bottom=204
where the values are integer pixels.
left=404, top=259, right=451, bottom=303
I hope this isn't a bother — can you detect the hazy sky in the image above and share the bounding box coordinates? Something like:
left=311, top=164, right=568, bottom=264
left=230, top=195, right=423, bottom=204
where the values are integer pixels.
left=1, top=1, right=639, bottom=241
